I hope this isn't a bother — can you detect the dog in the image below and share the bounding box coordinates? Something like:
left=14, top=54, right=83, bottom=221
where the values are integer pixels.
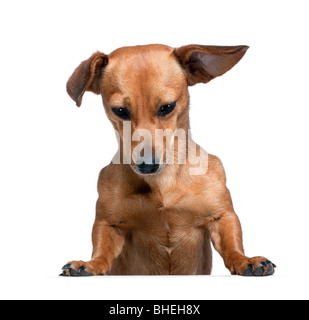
left=61, top=44, right=276, bottom=276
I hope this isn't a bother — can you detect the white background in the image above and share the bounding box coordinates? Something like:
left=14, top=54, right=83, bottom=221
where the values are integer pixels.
left=0, top=0, right=308, bottom=300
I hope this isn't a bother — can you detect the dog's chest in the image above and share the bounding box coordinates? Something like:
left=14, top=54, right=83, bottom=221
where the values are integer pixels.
left=110, top=188, right=208, bottom=274
left=124, top=190, right=204, bottom=247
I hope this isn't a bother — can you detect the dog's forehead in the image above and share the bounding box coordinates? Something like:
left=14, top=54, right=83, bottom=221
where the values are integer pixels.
left=108, top=44, right=174, bottom=64
left=102, top=45, right=186, bottom=99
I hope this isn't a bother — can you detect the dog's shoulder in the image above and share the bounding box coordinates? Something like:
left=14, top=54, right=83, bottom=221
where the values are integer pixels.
left=97, top=163, right=146, bottom=195
left=98, top=163, right=129, bottom=188
left=206, top=154, right=227, bottom=185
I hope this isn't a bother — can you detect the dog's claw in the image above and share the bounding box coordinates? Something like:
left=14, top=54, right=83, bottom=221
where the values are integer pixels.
left=78, top=266, right=85, bottom=273
left=266, top=260, right=277, bottom=268
left=62, top=264, right=72, bottom=270
left=78, top=266, right=94, bottom=276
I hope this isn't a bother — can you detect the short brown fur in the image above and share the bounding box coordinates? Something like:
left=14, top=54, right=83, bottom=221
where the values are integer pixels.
left=62, top=44, right=275, bottom=277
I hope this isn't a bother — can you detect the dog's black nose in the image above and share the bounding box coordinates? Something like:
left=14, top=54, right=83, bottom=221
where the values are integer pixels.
left=137, top=156, right=160, bottom=174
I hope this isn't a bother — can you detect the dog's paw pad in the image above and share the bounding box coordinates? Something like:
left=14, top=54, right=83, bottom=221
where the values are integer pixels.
left=242, top=264, right=254, bottom=276
left=60, top=262, right=94, bottom=277
left=240, top=259, right=276, bottom=277
left=230, top=256, right=276, bottom=277
left=59, top=260, right=109, bottom=277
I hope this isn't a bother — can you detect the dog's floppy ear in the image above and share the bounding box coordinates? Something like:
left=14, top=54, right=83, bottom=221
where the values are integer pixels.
left=66, top=52, right=108, bottom=107
left=173, top=45, right=249, bottom=86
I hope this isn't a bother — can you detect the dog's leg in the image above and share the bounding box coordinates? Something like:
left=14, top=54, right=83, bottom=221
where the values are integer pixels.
left=61, top=216, right=125, bottom=276
left=207, top=211, right=276, bottom=276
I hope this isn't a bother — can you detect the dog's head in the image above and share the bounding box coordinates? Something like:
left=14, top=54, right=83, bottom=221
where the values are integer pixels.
left=67, top=44, right=248, bottom=175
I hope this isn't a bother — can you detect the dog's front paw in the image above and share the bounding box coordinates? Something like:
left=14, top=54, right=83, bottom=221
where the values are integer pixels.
left=229, top=256, right=276, bottom=277
left=59, top=259, right=110, bottom=277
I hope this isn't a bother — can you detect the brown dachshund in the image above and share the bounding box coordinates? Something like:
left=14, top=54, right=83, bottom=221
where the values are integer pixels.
left=61, top=44, right=276, bottom=276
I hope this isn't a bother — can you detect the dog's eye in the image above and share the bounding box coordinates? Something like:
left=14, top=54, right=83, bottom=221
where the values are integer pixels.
left=158, top=102, right=176, bottom=117
left=112, top=107, right=131, bottom=120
